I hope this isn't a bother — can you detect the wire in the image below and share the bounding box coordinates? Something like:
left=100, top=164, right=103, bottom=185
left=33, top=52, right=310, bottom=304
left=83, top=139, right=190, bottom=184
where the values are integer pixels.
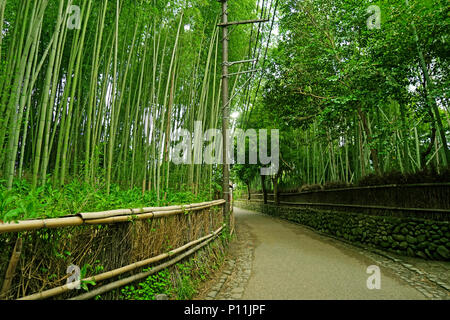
left=240, top=0, right=264, bottom=110
left=240, top=0, right=270, bottom=123
left=242, top=0, right=279, bottom=129
left=245, top=0, right=279, bottom=128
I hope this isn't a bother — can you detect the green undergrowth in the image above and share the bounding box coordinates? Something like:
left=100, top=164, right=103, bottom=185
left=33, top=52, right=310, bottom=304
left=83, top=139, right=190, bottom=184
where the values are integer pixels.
left=0, top=178, right=210, bottom=223
left=119, top=269, right=173, bottom=300
left=117, top=240, right=227, bottom=300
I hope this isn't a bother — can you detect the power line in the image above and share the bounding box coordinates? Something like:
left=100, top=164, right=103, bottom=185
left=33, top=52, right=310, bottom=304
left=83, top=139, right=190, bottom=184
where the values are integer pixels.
left=241, top=0, right=273, bottom=125
left=245, top=0, right=279, bottom=129
left=242, top=0, right=279, bottom=129
left=240, top=0, right=266, bottom=115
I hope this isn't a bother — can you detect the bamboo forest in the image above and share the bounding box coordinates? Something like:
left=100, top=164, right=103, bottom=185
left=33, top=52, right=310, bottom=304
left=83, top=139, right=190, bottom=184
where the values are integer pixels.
left=0, top=0, right=449, bottom=303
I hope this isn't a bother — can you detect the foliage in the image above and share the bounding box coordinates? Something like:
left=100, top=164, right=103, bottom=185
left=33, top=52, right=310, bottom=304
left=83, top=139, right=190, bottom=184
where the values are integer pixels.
left=238, top=0, right=450, bottom=193
left=118, top=248, right=225, bottom=300
left=0, top=0, right=257, bottom=199
left=175, top=262, right=197, bottom=300
left=120, top=269, right=173, bottom=300
left=0, top=178, right=209, bottom=222
left=357, top=166, right=450, bottom=187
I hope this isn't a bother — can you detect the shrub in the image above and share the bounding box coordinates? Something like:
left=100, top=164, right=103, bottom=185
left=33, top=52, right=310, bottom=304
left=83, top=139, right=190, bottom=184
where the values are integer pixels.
left=0, top=178, right=210, bottom=222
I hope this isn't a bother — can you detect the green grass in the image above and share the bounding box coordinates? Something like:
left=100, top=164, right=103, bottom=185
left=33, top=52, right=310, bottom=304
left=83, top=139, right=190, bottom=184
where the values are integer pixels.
left=120, top=269, right=173, bottom=300
left=0, top=178, right=210, bottom=223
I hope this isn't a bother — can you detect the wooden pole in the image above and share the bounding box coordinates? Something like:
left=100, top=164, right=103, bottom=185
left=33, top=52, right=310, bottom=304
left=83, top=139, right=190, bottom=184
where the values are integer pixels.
left=0, top=237, right=23, bottom=299
left=217, top=1, right=270, bottom=232
left=220, top=0, right=231, bottom=232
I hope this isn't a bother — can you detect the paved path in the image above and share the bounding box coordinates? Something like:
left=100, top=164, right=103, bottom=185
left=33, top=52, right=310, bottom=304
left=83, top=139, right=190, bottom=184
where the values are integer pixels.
left=197, top=207, right=450, bottom=300
left=238, top=208, right=423, bottom=299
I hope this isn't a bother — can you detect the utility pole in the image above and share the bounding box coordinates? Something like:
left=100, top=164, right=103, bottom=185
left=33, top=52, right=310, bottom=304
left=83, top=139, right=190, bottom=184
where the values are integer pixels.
left=218, top=0, right=269, bottom=232
left=220, top=0, right=230, bottom=230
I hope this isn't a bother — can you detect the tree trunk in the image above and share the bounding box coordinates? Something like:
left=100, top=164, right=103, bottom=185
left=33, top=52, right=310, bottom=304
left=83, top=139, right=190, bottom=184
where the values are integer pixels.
left=421, top=126, right=436, bottom=170
left=405, top=0, right=450, bottom=165
left=357, top=105, right=381, bottom=175
left=261, top=174, right=267, bottom=204
left=272, top=174, right=279, bottom=205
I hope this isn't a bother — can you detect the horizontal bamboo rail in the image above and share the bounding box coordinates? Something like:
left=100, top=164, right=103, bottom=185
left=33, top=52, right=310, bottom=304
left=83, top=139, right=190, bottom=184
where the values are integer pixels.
left=281, top=182, right=450, bottom=195
left=78, top=201, right=222, bottom=220
left=83, top=203, right=222, bottom=225
left=18, top=225, right=224, bottom=300
left=244, top=199, right=450, bottom=214
left=0, top=199, right=225, bottom=234
left=278, top=201, right=450, bottom=213
left=243, top=182, right=450, bottom=197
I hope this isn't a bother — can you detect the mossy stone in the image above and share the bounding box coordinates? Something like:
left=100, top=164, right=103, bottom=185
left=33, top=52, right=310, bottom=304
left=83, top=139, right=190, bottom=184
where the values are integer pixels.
left=417, top=234, right=426, bottom=243
left=406, top=235, right=417, bottom=244
left=380, top=241, right=390, bottom=248
left=407, top=248, right=415, bottom=257
left=393, top=234, right=405, bottom=242
left=416, top=251, right=428, bottom=260
left=436, top=246, right=449, bottom=259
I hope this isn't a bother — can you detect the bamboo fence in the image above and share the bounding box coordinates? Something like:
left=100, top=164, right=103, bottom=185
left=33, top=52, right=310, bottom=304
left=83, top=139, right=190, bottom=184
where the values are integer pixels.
left=254, top=200, right=450, bottom=214
left=69, top=229, right=222, bottom=300
left=18, top=225, right=224, bottom=300
left=0, top=199, right=225, bottom=233
left=0, top=199, right=227, bottom=300
left=244, top=182, right=450, bottom=196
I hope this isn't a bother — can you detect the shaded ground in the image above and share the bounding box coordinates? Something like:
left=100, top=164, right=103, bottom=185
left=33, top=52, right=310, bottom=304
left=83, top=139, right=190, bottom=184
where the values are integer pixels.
left=195, top=207, right=450, bottom=300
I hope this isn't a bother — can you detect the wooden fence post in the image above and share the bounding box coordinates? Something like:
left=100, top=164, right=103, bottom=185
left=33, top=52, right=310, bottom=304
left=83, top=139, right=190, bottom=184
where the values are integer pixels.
left=0, top=237, right=23, bottom=299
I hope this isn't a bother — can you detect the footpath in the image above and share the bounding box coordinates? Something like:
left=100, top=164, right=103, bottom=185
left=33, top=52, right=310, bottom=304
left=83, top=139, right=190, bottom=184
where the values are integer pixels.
left=195, top=207, right=450, bottom=300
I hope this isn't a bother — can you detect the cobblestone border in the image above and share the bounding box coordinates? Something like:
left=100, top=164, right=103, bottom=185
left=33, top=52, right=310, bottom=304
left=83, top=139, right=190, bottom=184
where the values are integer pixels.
left=195, top=221, right=255, bottom=300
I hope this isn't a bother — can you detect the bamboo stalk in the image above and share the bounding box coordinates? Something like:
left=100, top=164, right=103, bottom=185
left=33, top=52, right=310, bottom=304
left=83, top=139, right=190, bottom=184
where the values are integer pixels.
left=0, top=217, right=84, bottom=233
left=105, top=0, right=120, bottom=194
left=0, top=237, right=23, bottom=299
left=83, top=202, right=223, bottom=225
left=79, top=200, right=224, bottom=220
left=18, top=226, right=224, bottom=300
left=0, top=200, right=225, bottom=233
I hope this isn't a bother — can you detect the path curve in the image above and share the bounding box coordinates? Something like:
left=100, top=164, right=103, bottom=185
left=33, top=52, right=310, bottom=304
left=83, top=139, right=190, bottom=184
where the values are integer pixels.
left=236, top=207, right=423, bottom=299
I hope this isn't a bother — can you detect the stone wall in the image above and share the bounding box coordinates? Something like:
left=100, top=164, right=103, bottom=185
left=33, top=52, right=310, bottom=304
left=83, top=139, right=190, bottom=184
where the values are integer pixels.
left=234, top=200, right=450, bottom=261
